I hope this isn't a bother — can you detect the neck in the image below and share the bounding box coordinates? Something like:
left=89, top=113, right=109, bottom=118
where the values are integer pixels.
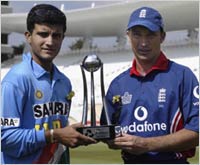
left=41, top=63, right=52, bottom=72
left=135, top=57, right=158, bottom=76
left=32, top=54, right=53, bottom=72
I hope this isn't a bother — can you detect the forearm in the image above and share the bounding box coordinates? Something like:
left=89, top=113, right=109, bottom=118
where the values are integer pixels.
left=1, top=128, right=46, bottom=157
left=144, top=129, right=199, bottom=152
left=113, top=128, right=199, bottom=155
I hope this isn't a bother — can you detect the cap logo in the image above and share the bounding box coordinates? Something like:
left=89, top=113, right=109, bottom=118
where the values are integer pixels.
left=139, top=9, right=146, bottom=18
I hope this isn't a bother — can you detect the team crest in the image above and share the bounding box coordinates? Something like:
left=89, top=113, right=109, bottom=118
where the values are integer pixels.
left=121, top=92, right=132, bottom=104
left=35, top=90, right=43, bottom=99
left=139, top=9, right=146, bottom=18
left=158, top=88, right=166, bottom=103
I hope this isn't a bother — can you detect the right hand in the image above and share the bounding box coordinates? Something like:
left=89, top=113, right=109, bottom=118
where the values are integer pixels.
left=53, top=123, right=97, bottom=148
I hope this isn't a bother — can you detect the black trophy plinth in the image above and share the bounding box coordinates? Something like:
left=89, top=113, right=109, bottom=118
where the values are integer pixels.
left=77, top=125, right=115, bottom=140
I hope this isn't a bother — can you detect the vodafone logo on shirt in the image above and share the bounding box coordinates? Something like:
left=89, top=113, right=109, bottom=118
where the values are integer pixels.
left=119, top=106, right=167, bottom=134
left=134, top=106, right=148, bottom=121
left=193, top=86, right=199, bottom=99
left=193, top=85, right=199, bottom=106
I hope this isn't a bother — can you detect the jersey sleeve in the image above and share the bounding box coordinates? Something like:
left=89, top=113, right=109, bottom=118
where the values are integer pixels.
left=181, top=68, right=199, bottom=132
left=1, top=82, right=46, bottom=158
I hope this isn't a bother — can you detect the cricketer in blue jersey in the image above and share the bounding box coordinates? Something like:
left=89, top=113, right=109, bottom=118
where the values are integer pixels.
left=100, top=7, right=199, bottom=164
left=1, top=4, right=96, bottom=164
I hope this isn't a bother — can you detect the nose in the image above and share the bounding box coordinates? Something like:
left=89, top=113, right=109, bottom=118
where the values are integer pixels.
left=140, top=37, right=149, bottom=47
left=46, top=35, right=54, bottom=45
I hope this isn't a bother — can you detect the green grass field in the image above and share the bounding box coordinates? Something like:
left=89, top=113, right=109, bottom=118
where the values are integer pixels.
left=70, top=142, right=199, bottom=164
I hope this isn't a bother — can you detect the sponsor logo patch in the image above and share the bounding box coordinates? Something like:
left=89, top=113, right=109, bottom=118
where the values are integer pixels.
left=1, top=117, right=20, bottom=127
left=33, top=102, right=70, bottom=119
left=193, top=85, right=199, bottom=106
left=119, top=106, right=167, bottom=134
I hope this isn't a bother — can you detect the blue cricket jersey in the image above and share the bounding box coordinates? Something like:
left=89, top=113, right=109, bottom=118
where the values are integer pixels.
left=1, top=52, right=72, bottom=164
left=101, top=52, right=199, bottom=163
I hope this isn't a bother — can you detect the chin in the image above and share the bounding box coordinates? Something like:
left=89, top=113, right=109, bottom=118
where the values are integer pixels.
left=137, top=54, right=148, bottom=59
left=41, top=54, right=55, bottom=61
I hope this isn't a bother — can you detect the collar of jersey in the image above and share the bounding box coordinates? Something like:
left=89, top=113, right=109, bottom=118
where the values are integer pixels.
left=130, top=51, right=169, bottom=77
left=23, top=52, right=62, bottom=80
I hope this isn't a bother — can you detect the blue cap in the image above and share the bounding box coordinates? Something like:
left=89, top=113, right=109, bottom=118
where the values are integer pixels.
left=127, top=7, right=164, bottom=32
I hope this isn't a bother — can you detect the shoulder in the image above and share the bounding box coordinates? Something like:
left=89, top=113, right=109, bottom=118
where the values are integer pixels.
left=1, top=52, right=37, bottom=89
left=169, top=60, right=196, bottom=77
left=168, top=60, right=198, bottom=86
left=170, top=60, right=189, bottom=70
left=2, top=61, right=31, bottom=83
left=109, top=68, right=131, bottom=88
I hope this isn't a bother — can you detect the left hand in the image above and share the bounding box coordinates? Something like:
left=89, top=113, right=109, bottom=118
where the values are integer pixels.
left=113, top=133, right=149, bottom=155
left=101, top=134, right=121, bottom=150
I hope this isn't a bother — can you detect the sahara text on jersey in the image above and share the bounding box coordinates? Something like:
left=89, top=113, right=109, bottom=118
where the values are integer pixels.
left=33, top=102, right=70, bottom=118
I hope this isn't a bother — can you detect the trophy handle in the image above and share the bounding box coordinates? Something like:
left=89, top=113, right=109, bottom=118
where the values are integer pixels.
left=90, top=72, right=96, bottom=126
left=81, top=65, right=88, bottom=125
left=100, top=64, right=111, bottom=125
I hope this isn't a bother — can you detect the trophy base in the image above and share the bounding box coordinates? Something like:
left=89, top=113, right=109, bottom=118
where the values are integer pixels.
left=77, top=125, right=116, bottom=140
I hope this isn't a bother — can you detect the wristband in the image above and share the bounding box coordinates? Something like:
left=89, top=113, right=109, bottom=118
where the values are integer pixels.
left=50, top=129, right=55, bottom=143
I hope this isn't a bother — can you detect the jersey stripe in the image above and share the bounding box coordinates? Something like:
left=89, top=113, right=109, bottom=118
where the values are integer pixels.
left=170, top=108, right=183, bottom=133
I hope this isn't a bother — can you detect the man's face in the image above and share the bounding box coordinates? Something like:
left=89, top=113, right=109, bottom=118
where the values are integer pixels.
left=127, top=26, right=165, bottom=63
left=25, top=23, right=64, bottom=64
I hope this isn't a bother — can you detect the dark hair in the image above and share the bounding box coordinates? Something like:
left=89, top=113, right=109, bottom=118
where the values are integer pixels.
left=27, top=4, right=66, bottom=33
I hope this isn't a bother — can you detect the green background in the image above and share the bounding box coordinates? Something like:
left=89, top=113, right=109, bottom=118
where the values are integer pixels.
left=70, top=142, right=199, bottom=164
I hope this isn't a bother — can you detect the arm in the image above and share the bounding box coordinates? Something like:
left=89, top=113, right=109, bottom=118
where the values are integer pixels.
left=1, top=82, right=47, bottom=157
left=1, top=83, right=96, bottom=158
left=1, top=128, right=46, bottom=157
left=112, top=128, right=198, bottom=155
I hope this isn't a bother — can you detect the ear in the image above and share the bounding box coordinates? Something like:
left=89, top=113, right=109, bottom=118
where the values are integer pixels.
left=160, top=31, right=166, bottom=43
left=126, top=30, right=132, bottom=41
left=126, top=30, right=130, bottom=36
left=24, top=31, right=31, bottom=44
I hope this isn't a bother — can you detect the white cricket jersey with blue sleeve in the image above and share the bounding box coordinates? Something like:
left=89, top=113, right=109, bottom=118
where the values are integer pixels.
left=1, top=52, right=73, bottom=164
left=101, top=52, right=199, bottom=163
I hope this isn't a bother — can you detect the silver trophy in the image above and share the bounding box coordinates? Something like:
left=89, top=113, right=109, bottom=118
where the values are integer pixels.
left=77, top=54, right=115, bottom=140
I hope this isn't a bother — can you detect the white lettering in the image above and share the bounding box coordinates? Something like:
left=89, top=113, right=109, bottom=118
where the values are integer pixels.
left=120, top=121, right=167, bottom=134
left=161, top=123, right=167, bottom=130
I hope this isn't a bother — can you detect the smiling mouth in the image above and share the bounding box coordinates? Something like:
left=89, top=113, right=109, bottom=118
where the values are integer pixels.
left=43, top=48, right=55, bottom=53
